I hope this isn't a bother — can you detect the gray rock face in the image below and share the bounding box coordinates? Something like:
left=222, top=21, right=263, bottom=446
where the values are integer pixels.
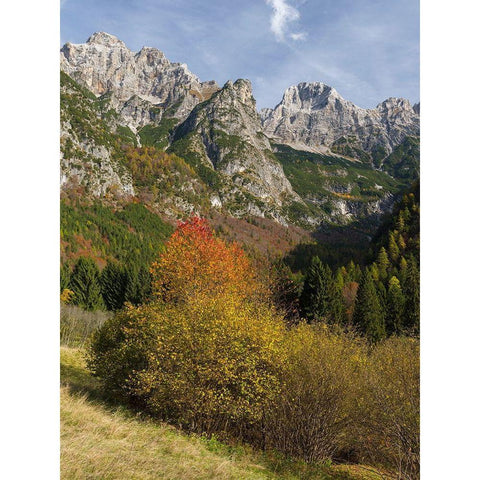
left=173, top=79, right=299, bottom=207
left=261, top=82, right=419, bottom=157
left=60, top=71, right=134, bottom=197
left=60, top=32, right=219, bottom=129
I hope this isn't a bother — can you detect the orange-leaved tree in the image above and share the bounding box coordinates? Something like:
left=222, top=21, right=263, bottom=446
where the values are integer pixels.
left=151, top=216, right=264, bottom=303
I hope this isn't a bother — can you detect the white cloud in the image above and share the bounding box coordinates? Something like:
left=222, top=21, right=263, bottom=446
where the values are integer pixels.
left=265, top=0, right=305, bottom=42
left=290, top=32, right=307, bottom=41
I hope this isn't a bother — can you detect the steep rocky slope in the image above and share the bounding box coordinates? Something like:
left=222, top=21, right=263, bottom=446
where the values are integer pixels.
left=261, top=82, right=419, bottom=162
left=170, top=79, right=300, bottom=215
left=60, top=71, right=135, bottom=197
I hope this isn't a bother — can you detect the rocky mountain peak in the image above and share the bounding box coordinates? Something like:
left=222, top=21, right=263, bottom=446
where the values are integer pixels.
left=171, top=77, right=298, bottom=211
left=282, top=82, right=342, bottom=108
left=60, top=32, right=219, bottom=129
left=86, top=31, right=126, bottom=48
left=218, top=79, right=256, bottom=111
left=262, top=81, right=419, bottom=157
left=376, top=97, right=414, bottom=113
left=135, top=46, right=169, bottom=66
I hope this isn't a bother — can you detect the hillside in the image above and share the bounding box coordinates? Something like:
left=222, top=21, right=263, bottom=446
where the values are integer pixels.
left=61, top=347, right=391, bottom=480
left=60, top=32, right=420, bottom=235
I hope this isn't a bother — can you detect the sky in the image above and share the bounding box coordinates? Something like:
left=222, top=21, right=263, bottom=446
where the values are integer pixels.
left=60, top=0, right=419, bottom=110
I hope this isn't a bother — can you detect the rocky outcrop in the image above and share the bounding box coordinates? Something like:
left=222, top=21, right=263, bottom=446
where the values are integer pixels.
left=172, top=79, right=299, bottom=208
left=261, top=82, right=419, bottom=158
left=60, top=32, right=219, bottom=130
left=60, top=72, right=134, bottom=197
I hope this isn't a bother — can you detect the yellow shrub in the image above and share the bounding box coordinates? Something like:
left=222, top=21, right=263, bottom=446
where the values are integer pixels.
left=60, top=288, right=75, bottom=304
left=354, top=336, right=420, bottom=479
left=265, top=323, right=366, bottom=462
left=88, top=294, right=286, bottom=440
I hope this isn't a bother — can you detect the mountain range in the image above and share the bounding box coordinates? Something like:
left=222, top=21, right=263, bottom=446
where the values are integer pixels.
left=60, top=32, right=420, bottom=230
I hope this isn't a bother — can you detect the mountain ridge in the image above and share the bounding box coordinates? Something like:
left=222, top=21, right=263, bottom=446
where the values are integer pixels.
left=60, top=32, right=420, bottom=231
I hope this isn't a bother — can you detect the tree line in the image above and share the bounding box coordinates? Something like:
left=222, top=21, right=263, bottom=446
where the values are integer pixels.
left=61, top=185, right=420, bottom=345
left=273, top=185, right=420, bottom=342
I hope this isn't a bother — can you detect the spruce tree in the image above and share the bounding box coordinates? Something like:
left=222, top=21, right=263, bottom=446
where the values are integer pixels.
left=388, top=232, right=400, bottom=263
left=399, top=257, right=408, bottom=287
left=396, top=211, right=405, bottom=232
left=346, top=260, right=357, bottom=283
left=100, top=261, right=128, bottom=311
left=60, top=264, right=71, bottom=293
left=377, top=247, right=390, bottom=281
left=328, top=269, right=346, bottom=325
left=353, top=269, right=386, bottom=342
left=404, top=258, right=420, bottom=333
left=136, top=265, right=153, bottom=304
left=70, top=257, right=104, bottom=311
left=370, top=262, right=380, bottom=282
left=125, top=265, right=141, bottom=305
left=123, top=263, right=152, bottom=306
left=387, top=276, right=405, bottom=334
left=300, top=256, right=332, bottom=322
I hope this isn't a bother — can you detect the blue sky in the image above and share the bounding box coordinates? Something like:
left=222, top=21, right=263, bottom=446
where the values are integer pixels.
left=60, top=0, right=419, bottom=110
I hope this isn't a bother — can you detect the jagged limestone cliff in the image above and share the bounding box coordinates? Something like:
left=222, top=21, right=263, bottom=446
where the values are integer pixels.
left=260, top=82, right=419, bottom=161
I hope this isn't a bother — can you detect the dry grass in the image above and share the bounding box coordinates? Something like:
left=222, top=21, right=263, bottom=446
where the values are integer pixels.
left=60, top=347, right=391, bottom=480
left=60, top=305, right=110, bottom=348
left=61, top=389, right=276, bottom=479
left=61, top=347, right=275, bottom=479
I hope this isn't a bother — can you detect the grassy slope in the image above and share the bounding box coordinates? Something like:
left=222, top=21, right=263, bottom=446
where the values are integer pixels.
left=61, top=347, right=389, bottom=480
left=273, top=144, right=400, bottom=202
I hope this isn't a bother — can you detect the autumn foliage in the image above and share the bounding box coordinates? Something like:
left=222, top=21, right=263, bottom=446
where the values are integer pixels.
left=89, top=216, right=284, bottom=440
left=150, top=216, right=264, bottom=304
left=88, top=216, right=419, bottom=479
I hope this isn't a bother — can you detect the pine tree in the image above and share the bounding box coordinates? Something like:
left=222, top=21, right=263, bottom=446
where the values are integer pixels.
left=396, top=211, right=405, bottom=232
left=388, top=232, right=400, bottom=263
left=70, top=257, right=104, bottom=311
left=124, top=265, right=141, bottom=305
left=386, top=276, right=405, bottom=334
left=370, top=262, right=380, bottom=282
left=60, top=264, right=71, bottom=293
left=399, top=257, right=408, bottom=287
left=354, top=263, right=363, bottom=283
left=136, top=265, right=152, bottom=304
left=346, top=260, right=357, bottom=283
left=328, top=269, right=346, bottom=325
left=353, top=269, right=386, bottom=342
left=300, top=256, right=332, bottom=322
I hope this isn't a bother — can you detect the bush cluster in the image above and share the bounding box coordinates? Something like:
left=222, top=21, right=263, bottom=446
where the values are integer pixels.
left=87, top=217, right=419, bottom=479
